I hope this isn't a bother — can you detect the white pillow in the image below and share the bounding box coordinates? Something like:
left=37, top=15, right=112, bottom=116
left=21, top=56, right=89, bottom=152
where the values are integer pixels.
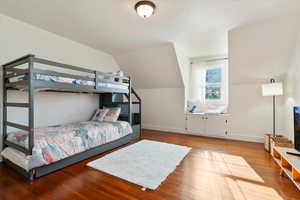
left=97, top=108, right=110, bottom=121
left=103, top=107, right=121, bottom=122
left=91, top=109, right=100, bottom=121
left=91, top=108, right=109, bottom=121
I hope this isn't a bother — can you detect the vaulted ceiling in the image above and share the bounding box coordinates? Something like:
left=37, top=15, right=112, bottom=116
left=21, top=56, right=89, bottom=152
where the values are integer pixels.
left=1, top=0, right=300, bottom=88
left=229, top=15, right=300, bottom=84
left=115, top=43, right=184, bottom=89
left=1, top=0, right=300, bottom=56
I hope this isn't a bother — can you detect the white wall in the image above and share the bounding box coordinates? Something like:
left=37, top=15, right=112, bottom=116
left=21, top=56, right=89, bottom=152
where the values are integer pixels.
left=136, top=88, right=186, bottom=133
left=227, top=17, right=295, bottom=142
left=128, top=44, right=190, bottom=135
left=229, top=83, right=284, bottom=142
left=116, top=43, right=189, bottom=135
left=284, top=28, right=300, bottom=141
left=228, top=16, right=297, bottom=84
left=173, top=44, right=190, bottom=89
left=138, top=16, right=294, bottom=143
left=176, top=31, right=228, bottom=58
left=0, top=14, right=119, bottom=154
left=115, top=43, right=183, bottom=89
left=173, top=44, right=190, bottom=110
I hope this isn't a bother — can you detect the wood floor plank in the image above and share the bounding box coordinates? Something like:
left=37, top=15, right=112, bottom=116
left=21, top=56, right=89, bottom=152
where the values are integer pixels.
left=0, top=129, right=300, bottom=200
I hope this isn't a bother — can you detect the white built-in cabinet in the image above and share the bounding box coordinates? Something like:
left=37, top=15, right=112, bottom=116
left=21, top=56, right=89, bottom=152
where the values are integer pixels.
left=185, top=114, right=206, bottom=135
left=185, top=113, right=230, bottom=139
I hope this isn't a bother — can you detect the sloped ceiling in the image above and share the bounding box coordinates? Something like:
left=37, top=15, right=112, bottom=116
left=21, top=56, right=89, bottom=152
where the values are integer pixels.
left=229, top=15, right=300, bottom=84
left=0, top=0, right=300, bottom=55
left=1, top=1, right=300, bottom=89
left=178, top=31, right=228, bottom=58
left=115, top=43, right=184, bottom=89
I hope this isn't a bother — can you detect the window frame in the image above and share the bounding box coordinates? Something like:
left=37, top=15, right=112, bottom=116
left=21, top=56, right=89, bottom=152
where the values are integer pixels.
left=189, top=57, right=228, bottom=112
left=205, top=67, right=222, bottom=101
left=203, top=62, right=227, bottom=105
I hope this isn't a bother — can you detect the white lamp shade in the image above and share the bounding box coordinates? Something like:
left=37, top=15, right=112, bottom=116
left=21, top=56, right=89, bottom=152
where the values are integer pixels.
left=262, top=82, right=283, bottom=96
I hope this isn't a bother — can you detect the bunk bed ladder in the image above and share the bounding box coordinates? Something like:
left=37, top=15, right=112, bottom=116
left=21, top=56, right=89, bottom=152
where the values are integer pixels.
left=128, top=78, right=132, bottom=125
left=2, top=55, right=35, bottom=156
left=122, top=87, right=142, bottom=139
left=131, top=88, right=142, bottom=139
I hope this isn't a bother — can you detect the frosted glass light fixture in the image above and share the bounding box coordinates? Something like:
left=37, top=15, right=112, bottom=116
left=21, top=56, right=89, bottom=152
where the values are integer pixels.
left=135, top=1, right=156, bottom=18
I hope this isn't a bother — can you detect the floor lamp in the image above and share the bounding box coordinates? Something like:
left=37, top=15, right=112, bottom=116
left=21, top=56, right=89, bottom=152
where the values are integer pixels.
left=262, top=79, right=283, bottom=138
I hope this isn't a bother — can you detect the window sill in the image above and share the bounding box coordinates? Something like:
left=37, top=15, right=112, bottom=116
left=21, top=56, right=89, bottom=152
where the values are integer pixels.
left=185, top=112, right=230, bottom=116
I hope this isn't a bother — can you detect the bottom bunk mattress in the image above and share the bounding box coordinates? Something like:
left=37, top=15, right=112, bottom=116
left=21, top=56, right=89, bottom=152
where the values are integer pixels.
left=1, top=121, right=132, bottom=171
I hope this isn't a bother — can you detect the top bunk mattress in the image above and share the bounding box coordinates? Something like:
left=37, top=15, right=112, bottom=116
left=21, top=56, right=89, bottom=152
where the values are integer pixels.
left=1, top=121, right=132, bottom=171
left=9, top=73, right=129, bottom=93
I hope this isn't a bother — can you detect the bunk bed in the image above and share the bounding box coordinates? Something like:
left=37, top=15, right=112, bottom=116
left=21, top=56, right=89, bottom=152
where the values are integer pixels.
left=1, top=54, right=141, bottom=180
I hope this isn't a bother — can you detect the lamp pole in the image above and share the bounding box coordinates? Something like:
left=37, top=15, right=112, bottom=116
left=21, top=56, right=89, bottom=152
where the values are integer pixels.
left=270, top=78, right=276, bottom=138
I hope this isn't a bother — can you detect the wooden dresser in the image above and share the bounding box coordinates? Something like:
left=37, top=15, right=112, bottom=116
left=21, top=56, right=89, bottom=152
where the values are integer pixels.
left=272, top=146, right=300, bottom=190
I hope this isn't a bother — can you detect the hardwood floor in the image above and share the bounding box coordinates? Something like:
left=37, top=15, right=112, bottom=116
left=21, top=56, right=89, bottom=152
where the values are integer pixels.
left=1, top=129, right=300, bottom=200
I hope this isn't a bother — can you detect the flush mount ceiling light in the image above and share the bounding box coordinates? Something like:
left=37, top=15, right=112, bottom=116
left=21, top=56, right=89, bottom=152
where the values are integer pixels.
left=135, top=1, right=156, bottom=18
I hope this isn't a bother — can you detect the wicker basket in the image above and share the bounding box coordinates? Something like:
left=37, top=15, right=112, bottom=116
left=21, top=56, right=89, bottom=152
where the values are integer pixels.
left=266, top=134, right=293, bottom=154
left=270, top=135, right=293, bottom=156
left=271, top=136, right=293, bottom=148
left=264, top=134, right=272, bottom=152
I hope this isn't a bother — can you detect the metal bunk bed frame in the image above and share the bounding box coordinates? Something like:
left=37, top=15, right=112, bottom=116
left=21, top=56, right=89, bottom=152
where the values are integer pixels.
left=2, top=54, right=141, bottom=180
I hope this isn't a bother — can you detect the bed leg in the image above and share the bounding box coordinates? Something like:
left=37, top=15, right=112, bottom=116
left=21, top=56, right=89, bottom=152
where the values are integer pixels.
left=29, top=170, right=35, bottom=181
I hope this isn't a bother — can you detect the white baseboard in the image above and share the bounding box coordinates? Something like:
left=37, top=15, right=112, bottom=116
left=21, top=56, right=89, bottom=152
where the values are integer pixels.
left=187, top=130, right=263, bottom=143
left=142, top=124, right=264, bottom=143
left=143, top=124, right=187, bottom=134
left=225, top=134, right=264, bottom=143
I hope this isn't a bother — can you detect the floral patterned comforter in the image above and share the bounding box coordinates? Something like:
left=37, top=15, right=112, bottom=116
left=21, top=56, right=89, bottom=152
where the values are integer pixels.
left=1, top=121, right=132, bottom=170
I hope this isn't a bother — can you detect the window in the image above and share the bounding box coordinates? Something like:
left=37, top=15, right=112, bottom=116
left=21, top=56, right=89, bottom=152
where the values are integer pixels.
left=205, top=68, right=222, bottom=100
left=189, top=58, right=228, bottom=113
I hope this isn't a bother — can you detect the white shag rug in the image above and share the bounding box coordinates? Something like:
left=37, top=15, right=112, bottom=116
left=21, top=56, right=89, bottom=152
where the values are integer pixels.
left=87, top=139, right=191, bottom=190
